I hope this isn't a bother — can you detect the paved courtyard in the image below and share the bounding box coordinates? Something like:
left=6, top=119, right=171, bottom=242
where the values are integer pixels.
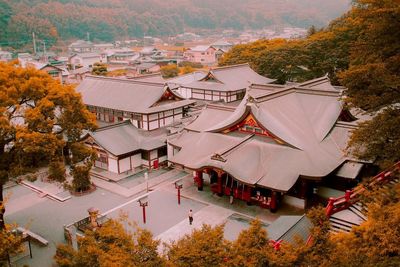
left=5, top=168, right=303, bottom=267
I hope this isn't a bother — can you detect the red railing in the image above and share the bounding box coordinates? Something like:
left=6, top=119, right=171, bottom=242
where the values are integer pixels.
left=326, top=161, right=400, bottom=217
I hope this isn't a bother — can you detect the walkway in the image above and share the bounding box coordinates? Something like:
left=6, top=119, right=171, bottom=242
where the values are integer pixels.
left=92, top=169, right=190, bottom=197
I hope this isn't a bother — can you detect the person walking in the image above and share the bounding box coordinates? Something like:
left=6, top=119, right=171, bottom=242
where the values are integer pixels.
left=188, top=209, right=193, bottom=225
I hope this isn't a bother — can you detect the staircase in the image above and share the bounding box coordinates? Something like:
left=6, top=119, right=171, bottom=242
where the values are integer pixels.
left=326, top=161, right=400, bottom=232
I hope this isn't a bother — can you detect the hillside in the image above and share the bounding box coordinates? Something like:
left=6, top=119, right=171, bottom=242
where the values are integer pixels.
left=0, top=0, right=350, bottom=46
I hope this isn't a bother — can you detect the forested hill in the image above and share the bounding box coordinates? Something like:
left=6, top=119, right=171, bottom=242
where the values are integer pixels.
left=1, top=0, right=350, bottom=45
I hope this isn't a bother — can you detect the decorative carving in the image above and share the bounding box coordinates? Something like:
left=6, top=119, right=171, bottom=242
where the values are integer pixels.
left=211, top=153, right=227, bottom=162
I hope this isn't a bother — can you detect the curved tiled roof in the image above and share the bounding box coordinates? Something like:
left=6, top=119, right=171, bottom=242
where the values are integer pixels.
left=169, top=76, right=353, bottom=192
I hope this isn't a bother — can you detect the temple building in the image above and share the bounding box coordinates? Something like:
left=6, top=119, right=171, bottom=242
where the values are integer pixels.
left=175, top=63, right=275, bottom=102
left=167, top=76, right=363, bottom=212
left=76, top=75, right=195, bottom=130
left=82, top=121, right=167, bottom=173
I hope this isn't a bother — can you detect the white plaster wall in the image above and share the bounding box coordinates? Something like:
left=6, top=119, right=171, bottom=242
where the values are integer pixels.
left=165, top=116, right=173, bottom=126
left=141, top=159, right=150, bottom=167
left=192, top=92, right=204, bottom=100
left=149, top=113, right=158, bottom=120
left=167, top=144, right=174, bottom=166
left=205, top=94, right=212, bottom=101
left=131, top=153, right=141, bottom=168
left=150, top=150, right=157, bottom=159
left=159, top=156, right=167, bottom=163
left=108, top=158, right=119, bottom=173
left=119, top=157, right=131, bottom=173
left=149, top=120, right=158, bottom=130
left=131, top=119, right=138, bottom=127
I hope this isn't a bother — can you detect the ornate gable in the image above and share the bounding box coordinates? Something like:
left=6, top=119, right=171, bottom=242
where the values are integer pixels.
left=201, top=72, right=222, bottom=83
left=222, top=113, right=284, bottom=144
left=151, top=88, right=182, bottom=107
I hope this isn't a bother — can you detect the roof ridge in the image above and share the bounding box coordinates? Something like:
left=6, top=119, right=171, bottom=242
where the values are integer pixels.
left=298, top=75, right=329, bottom=87
left=205, top=104, right=236, bottom=112
left=85, top=75, right=165, bottom=87
left=128, top=72, right=163, bottom=79
left=219, top=134, right=254, bottom=157
left=211, top=63, right=250, bottom=71
left=95, top=120, right=132, bottom=132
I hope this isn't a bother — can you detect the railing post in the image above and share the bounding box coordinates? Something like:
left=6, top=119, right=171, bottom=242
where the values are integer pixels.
left=326, top=197, right=335, bottom=217
left=345, top=190, right=351, bottom=202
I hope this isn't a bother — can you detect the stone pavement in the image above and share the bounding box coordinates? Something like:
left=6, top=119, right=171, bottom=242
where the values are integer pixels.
left=92, top=169, right=189, bottom=197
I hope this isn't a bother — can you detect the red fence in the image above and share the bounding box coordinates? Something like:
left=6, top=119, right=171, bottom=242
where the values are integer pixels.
left=326, top=161, right=400, bottom=217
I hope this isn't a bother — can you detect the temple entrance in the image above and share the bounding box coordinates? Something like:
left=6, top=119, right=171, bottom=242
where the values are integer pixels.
left=194, top=168, right=280, bottom=212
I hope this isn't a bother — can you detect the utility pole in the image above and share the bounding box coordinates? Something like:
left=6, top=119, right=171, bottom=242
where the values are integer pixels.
left=42, top=41, right=47, bottom=62
left=32, top=32, right=37, bottom=55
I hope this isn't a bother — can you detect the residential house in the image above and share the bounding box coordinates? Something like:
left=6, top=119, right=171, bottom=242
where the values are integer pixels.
left=211, top=40, right=233, bottom=52
left=25, top=61, right=69, bottom=83
left=93, top=43, right=115, bottom=52
left=183, top=45, right=217, bottom=65
left=107, top=49, right=140, bottom=65
left=69, top=52, right=106, bottom=69
left=0, top=50, right=13, bottom=62
left=68, top=40, right=94, bottom=53
left=134, top=62, right=161, bottom=74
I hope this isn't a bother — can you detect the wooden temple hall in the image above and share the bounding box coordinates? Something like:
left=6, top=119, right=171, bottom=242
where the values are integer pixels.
left=168, top=76, right=363, bottom=212
left=76, top=75, right=195, bottom=131
left=174, top=63, right=276, bottom=102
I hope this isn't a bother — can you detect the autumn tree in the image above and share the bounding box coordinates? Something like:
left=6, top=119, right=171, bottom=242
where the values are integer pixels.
left=0, top=223, right=24, bottom=265
left=339, top=0, right=400, bottom=167
left=227, top=219, right=273, bottom=267
left=54, top=219, right=164, bottom=267
left=0, top=61, right=96, bottom=229
left=91, top=62, right=108, bottom=76
left=161, top=64, right=179, bottom=78
left=165, top=224, right=230, bottom=267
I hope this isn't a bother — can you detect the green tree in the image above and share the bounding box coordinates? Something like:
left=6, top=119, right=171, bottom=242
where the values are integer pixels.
left=165, top=224, right=230, bottom=267
left=91, top=62, right=108, bottom=76
left=54, top=219, right=164, bottom=267
left=0, top=61, right=96, bottom=229
left=161, top=64, right=179, bottom=78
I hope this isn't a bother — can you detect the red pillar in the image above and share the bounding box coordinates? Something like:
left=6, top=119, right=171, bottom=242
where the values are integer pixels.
left=197, top=171, right=203, bottom=191
left=217, top=172, right=223, bottom=196
left=142, top=205, right=146, bottom=224
left=270, top=191, right=278, bottom=213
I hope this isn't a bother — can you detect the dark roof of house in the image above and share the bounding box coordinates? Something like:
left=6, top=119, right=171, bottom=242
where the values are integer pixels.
left=87, top=120, right=166, bottom=156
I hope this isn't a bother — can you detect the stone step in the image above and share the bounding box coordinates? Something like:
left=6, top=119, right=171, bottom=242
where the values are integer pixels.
left=348, top=205, right=367, bottom=221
